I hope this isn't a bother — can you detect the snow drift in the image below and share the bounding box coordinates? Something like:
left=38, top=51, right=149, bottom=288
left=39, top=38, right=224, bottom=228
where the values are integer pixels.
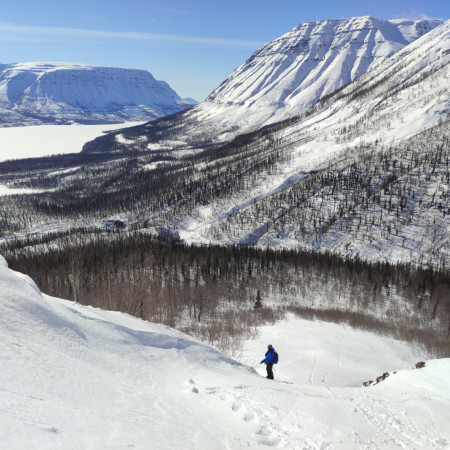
left=1, top=255, right=449, bottom=449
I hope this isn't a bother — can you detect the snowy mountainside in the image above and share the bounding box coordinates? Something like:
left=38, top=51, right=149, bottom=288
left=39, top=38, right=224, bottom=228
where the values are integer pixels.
left=86, top=16, right=441, bottom=149
left=197, top=19, right=450, bottom=263
left=66, top=22, right=450, bottom=265
left=0, top=21, right=449, bottom=267
left=172, top=20, right=449, bottom=266
left=0, top=62, right=195, bottom=126
left=1, top=255, right=449, bottom=449
left=205, top=17, right=442, bottom=123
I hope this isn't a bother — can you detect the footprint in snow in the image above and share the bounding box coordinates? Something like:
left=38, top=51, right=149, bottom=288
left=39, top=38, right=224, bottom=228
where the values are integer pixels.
left=183, top=379, right=199, bottom=394
left=232, top=400, right=243, bottom=411
left=244, top=411, right=256, bottom=422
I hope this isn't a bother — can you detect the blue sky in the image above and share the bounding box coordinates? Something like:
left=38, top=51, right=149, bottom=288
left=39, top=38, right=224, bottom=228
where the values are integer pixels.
left=1, top=0, right=448, bottom=101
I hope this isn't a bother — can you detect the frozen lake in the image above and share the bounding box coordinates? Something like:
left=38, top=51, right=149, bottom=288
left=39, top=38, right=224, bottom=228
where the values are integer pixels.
left=0, top=122, right=145, bottom=162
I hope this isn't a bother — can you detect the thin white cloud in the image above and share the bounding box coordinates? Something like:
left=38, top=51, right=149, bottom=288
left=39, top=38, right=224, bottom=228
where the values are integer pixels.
left=158, top=7, right=191, bottom=15
left=392, top=11, right=446, bottom=21
left=0, top=22, right=264, bottom=48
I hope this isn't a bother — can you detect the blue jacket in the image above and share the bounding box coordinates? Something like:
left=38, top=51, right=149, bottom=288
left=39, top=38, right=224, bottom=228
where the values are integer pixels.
left=260, top=348, right=276, bottom=364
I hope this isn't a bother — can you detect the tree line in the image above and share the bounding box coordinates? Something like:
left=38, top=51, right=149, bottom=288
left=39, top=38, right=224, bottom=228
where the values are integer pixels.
left=4, top=231, right=449, bottom=356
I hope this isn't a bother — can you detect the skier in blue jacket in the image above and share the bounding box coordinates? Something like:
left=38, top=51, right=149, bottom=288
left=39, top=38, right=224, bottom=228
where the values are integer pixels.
left=260, top=344, right=276, bottom=380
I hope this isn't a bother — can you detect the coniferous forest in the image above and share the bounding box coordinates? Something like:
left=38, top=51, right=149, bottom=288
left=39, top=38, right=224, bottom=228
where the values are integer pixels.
left=4, top=231, right=449, bottom=356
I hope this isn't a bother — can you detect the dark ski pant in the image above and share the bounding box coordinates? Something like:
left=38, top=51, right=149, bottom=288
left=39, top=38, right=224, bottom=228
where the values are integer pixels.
left=266, top=363, right=274, bottom=380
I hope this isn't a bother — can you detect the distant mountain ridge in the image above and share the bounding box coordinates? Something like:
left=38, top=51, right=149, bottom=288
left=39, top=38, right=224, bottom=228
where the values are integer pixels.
left=0, top=62, right=196, bottom=126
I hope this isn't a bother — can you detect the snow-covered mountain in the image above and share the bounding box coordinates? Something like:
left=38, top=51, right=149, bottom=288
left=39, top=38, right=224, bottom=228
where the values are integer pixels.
left=204, top=16, right=442, bottom=127
left=1, top=254, right=449, bottom=449
left=68, top=20, right=450, bottom=266
left=109, top=16, right=441, bottom=146
left=0, top=19, right=448, bottom=267
left=0, top=62, right=195, bottom=126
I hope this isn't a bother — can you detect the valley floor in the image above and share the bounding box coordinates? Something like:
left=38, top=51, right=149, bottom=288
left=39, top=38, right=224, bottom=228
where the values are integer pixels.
left=0, top=122, right=145, bottom=163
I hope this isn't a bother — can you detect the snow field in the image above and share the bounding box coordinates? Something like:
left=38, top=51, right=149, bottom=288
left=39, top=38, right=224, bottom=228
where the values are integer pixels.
left=1, top=255, right=449, bottom=449
left=0, top=122, right=146, bottom=196
left=0, top=122, right=146, bottom=163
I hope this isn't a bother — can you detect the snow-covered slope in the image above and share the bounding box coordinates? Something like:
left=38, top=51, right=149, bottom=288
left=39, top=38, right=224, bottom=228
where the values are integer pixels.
left=1, top=255, right=449, bottom=449
left=125, top=16, right=441, bottom=145
left=80, top=20, right=450, bottom=266
left=169, top=20, right=450, bottom=265
left=0, top=62, right=194, bottom=126
left=0, top=20, right=448, bottom=267
left=205, top=17, right=442, bottom=124
left=247, top=19, right=450, bottom=258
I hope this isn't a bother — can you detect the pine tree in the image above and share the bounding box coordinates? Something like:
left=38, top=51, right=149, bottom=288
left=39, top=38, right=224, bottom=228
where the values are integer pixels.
left=254, top=289, right=263, bottom=309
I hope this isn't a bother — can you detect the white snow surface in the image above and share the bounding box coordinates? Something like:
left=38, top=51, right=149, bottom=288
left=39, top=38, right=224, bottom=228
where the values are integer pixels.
left=0, top=122, right=145, bottom=162
left=1, top=255, right=449, bottom=449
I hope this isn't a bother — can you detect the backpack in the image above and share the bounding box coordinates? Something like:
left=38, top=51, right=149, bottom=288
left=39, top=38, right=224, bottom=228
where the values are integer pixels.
left=273, top=351, right=279, bottom=364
